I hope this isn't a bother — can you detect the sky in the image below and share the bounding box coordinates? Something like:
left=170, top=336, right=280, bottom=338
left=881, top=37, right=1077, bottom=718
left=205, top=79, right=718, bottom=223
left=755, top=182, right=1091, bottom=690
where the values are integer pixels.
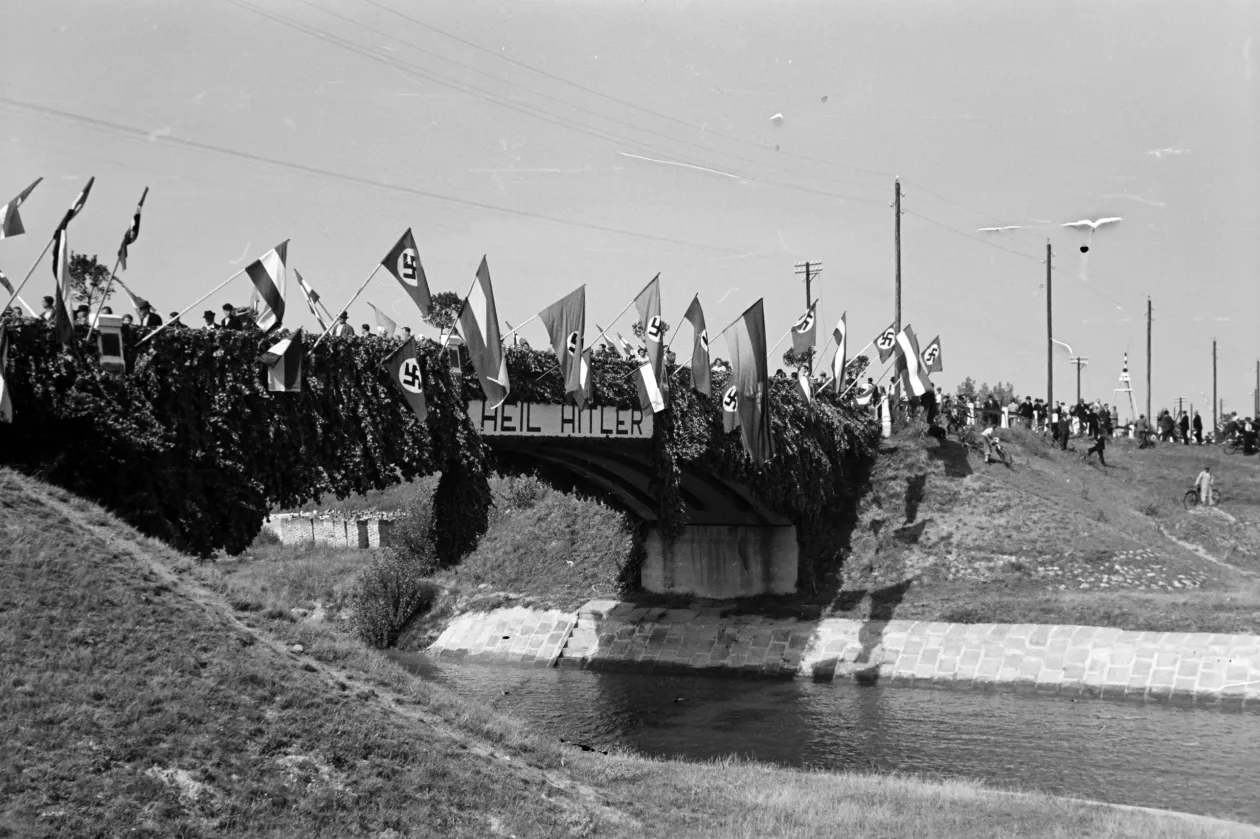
left=2, top=0, right=1257, bottom=417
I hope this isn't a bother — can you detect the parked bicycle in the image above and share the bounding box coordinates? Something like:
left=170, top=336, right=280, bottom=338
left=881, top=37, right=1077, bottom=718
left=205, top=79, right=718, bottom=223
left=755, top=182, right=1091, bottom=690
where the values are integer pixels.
left=1182, top=486, right=1222, bottom=509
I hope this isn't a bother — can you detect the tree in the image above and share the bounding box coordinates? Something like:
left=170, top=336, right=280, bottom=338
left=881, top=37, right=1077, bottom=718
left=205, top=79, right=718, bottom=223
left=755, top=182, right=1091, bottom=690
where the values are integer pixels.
left=956, top=376, right=979, bottom=403
left=978, top=381, right=1018, bottom=405
left=841, top=354, right=870, bottom=390
left=782, top=346, right=815, bottom=372
left=422, top=290, right=462, bottom=332
left=66, top=252, right=115, bottom=311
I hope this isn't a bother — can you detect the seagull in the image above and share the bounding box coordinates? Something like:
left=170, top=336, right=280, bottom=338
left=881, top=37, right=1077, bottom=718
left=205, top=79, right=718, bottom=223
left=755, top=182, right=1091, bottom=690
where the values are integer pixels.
left=1061, top=217, right=1122, bottom=231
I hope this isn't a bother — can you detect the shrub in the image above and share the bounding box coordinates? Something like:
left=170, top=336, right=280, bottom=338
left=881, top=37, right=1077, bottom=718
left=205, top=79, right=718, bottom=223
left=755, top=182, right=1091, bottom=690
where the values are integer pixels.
left=349, top=548, right=440, bottom=649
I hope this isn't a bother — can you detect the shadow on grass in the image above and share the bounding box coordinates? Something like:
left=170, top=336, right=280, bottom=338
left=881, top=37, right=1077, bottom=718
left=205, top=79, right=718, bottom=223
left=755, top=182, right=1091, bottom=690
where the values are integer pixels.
left=925, top=440, right=973, bottom=479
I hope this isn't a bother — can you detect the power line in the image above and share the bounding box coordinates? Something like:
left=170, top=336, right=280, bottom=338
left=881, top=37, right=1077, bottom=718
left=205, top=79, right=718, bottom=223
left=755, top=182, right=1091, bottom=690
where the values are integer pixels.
left=0, top=96, right=747, bottom=254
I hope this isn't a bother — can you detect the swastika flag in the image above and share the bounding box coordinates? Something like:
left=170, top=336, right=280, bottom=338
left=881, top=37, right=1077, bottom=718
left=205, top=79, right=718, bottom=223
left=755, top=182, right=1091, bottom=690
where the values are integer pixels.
left=682, top=295, right=710, bottom=397
left=874, top=320, right=898, bottom=364
left=383, top=337, right=428, bottom=422
left=382, top=228, right=432, bottom=317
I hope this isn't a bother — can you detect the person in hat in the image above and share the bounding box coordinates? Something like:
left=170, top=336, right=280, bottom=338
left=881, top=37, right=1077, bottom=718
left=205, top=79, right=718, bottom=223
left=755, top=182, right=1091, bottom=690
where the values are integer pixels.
left=220, top=302, right=244, bottom=330
left=168, top=311, right=185, bottom=329
left=135, top=299, right=162, bottom=329
left=330, top=311, right=354, bottom=338
left=202, top=310, right=218, bottom=330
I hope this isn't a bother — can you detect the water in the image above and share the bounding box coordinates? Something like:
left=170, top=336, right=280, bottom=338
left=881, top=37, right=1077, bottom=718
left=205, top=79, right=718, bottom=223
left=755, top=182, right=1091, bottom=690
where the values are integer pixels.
left=390, top=653, right=1260, bottom=825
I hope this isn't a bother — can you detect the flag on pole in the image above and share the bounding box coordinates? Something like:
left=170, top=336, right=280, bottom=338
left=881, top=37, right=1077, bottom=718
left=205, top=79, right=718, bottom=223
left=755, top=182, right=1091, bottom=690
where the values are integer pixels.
left=580, top=348, right=594, bottom=403
left=294, top=270, right=328, bottom=330
left=539, top=285, right=586, bottom=407
left=0, top=323, right=13, bottom=422
left=874, top=320, right=898, bottom=363
left=0, top=268, right=12, bottom=296
left=616, top=332, right=636, bottom=359
left=57, top=177, right=94, bottom=230
left=921, top=335, right=942, bottom=374
left=797, top=367, right=812, bottom=403
left=894, top=325, right=933, bottom=397
left=683, top=295, right=711, bottom=396
left=0, top=177, right=42, bottom=239
left=116, top=187, right=149, bottom=271
left=790, top=300, right=818, bottom=356
left=831, top=313, right=848, bottom=394
left=259, top=329, right=304, bottom=392
left=51, top=226, right=74, bottom=347
left=381, top=228, right=432, bottom=317
left=383, top=337, right=428, bottom=422
left=457, top=257, right=510, bottom=409
left=594, top=323, right=618, bottom=357
left=244, top=241, right=288, bottom=332
left=633, top=274, right=666, bottom=410
left=636, top=360, right=666, bottom=413
left=367, top=301, right=397, bottom=337
left=723, top=299, right=774, bottom=465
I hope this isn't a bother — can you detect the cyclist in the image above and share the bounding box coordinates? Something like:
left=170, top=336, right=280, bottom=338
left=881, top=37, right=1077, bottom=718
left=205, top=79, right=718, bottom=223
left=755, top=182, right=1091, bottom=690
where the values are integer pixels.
left=981, top=423, right=998, bottom=464
left=1194, top=465, right=1215, bottom=506
left=1083, top=429, right=1108, bottom=466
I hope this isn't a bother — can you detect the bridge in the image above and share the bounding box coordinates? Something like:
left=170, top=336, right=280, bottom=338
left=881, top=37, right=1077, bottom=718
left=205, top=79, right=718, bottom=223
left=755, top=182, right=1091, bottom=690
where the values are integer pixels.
left=467, top=400, right=799, bottom=599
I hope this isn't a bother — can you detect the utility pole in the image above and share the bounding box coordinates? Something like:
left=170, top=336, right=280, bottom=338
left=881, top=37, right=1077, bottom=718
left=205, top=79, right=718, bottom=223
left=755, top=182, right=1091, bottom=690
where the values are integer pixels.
left=1046, top=241, right=1053, bottom=409
left=1212, top=340, right=1217, bottom=435
left=894, top=179, right=902, bottom=335
left=1146, top=297, right=1152, bottom=420
left=794, top=260, right=822, bottom=377
left=1069, top=356, right=1089, bottom=404
left=1173, top=395, right=1187, bottom=416
left=1254, top=359, right=1259, bottom=418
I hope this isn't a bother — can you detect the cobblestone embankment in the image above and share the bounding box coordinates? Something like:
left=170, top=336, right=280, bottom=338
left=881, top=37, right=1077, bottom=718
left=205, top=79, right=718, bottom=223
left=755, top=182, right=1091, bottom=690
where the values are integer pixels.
left=428, top=600, right=1260, bottom=708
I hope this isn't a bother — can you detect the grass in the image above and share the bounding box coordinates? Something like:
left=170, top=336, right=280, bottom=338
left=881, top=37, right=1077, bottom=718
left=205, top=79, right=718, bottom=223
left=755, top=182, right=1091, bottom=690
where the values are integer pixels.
left=2, top=467, right=1255, bottom=838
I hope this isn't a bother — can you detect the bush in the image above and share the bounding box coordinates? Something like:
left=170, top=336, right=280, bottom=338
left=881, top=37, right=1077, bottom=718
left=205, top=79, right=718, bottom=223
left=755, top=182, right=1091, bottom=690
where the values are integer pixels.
left=349, top=548, right=440, bottom=649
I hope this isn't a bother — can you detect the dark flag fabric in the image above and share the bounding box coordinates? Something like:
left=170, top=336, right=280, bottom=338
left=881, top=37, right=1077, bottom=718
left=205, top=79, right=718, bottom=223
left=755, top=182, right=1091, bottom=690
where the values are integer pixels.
left=458, top=257, right=510, bottom=409
left=0, top=323, right=12, bottom=422
left=723, top=299, right=774, bottom=465
left=831, top=312, right=848, bottom=394
left=539, top=285, right=587, bottom=407
left=244, top=241, right=288, bottom=332
left=894, top=325, right=933, bottom=398
left=58, top=177, right=94, bottom=230
left=0, top=177, right=42, bottom=239
left=295, top=270, right=328, bottom=330
left=633, top=274, right=666, bottom=409
left=580, top=348, right=594, bottom=404
left=790, top=300, right=817, bottom=356
left=260, top=329, right=303, bottom=393
left=682, top=294, right=711, bottom=396
left=874, top=320, right=898, bottom=364
left=381, top=228, right=432, bottom=317
left=51, top=226, right=74, bottom=347
left=383, top=337, right=428, bottom=422
left=921, top=335, right=943, bottom=374
left=116, top=187, right=149, bottom=270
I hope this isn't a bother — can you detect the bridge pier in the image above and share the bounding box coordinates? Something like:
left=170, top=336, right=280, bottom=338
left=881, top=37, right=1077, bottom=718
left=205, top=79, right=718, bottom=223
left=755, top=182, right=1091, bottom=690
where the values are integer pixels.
left=641, top=524, right=798, bottom=599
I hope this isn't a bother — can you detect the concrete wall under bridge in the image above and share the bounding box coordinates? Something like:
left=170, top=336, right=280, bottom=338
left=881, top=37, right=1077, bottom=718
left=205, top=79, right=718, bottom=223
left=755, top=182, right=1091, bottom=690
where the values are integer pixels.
left=642, top=524, right=798, bottom=599
left=468, top=399, right=801, bottom=599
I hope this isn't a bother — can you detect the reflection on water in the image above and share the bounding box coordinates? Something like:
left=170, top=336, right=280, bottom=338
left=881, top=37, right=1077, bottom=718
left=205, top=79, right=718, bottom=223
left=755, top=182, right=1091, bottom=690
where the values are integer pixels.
left=390, top=653, right=1260, bottom=825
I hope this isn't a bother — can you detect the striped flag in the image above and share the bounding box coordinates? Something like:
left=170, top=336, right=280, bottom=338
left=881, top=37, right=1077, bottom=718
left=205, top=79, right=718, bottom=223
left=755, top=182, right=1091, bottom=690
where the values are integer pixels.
left=260, top=329, right=303, bottom=392
left=0, top=323, right=12, bottom=422
left=244, top=241, right=288, bottom=332
left=116, top=187, right=148, bottom=270
left=635, top=359, right=665, bottom=412
left=633, top=274, right=666, bottom=410
left=894, top=325, right=933, bottom=398
left=367, top=302, right=397, bottom=336
left=0, top=177, right=42, bottom=239
left=616, top=332, right=636, bottom=359
left=797, top=367, right=812, bottom=403
left=0, top=268, right=12, bottom=296
left=831, top=313, right=847, bottom=394
left=51, top=226, right=74, bottom=347
left=57, top=177, right=94, bottom=230
left=381, top=228, right=432, bottom=317
left=294, top=270, right=328, bottom=330
left=457, top=256, right=509, bottom=409
left=383, top=337, right=428, bottom=422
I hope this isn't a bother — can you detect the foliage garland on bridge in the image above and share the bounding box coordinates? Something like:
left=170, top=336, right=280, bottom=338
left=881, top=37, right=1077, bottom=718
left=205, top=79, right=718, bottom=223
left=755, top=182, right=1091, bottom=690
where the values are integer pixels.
left=0, top=324, right=491, bottom=561
left=460, top=347, right=881, bottom=592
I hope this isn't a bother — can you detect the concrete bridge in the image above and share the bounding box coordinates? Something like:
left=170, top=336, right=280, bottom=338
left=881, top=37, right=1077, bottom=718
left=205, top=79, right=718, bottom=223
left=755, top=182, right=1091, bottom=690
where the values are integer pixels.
left=467, top=400, right=798, bottom=599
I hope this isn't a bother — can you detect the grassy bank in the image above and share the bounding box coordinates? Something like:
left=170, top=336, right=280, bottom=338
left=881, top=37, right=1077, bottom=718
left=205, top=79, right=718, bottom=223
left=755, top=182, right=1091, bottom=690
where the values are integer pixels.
left=4, top=468, right=1255, bottom=838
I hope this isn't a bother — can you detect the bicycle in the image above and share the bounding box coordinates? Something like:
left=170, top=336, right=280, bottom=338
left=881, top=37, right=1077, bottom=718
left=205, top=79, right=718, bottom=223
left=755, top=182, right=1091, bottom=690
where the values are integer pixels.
left=1182, top=486, right=1221, bottom=509
left=961, top=429, right=1012, bottom=466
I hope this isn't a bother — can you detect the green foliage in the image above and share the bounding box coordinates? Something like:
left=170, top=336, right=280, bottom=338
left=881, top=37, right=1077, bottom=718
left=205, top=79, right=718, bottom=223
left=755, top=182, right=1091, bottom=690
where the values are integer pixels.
left=423, top=290, right=462, bottom=332
left=66, top=252, right=116, bottom=311
left=0, top=323, right=490, bottom=560
left=349, top=546, right=440, bottom=648
left=978, top=380, right=1018, bottom=404
left=782, top=346, right=815, bottom=371
left=956, top=376, right=979, bottom=403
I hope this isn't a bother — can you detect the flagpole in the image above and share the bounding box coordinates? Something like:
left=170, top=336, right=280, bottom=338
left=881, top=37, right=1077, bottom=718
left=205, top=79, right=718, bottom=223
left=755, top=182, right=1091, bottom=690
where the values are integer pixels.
left=838, top=347, right=895, bottom=400
left=313, top=264, right=380, bottom=349
left=766, top=325, right=794, bottom=356
left=586, top=298, right=637, bottom=349
left=89, top=257, right=124, bottom=330
left=498, top=312, right=540, bottom=342
left=9, top=291, right=37, bottom=318
left=2, top=233, right=55, bottom=315
left=138, top=266, right=249, bottom=346
left=440, top=271, right=483, bottom=347
left=662, top=301, right=696, bottom=355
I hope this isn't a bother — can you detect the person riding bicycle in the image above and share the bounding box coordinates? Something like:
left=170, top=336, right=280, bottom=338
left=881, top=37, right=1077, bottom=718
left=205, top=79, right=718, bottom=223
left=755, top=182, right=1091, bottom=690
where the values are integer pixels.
left=1194, top=465, right=1215, bottom=506
left=981, top=424, right=999, bottom=464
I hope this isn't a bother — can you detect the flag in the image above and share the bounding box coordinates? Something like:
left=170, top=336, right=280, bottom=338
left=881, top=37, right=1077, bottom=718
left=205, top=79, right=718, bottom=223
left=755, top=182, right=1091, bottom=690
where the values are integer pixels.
left=856, top=380, right=875, bottom=407
left=294, top=270, right=328, bottom=330
left=921, top=335, right=942, bottom=374
left=594, top=323, right=619, bottom=357
left=797, top=367, right=812, bottom=403
left=790, top=300, right=817, bottom=356
left=580, top=348, right=594, bottom=403
left=259, top=329, right=303, bottom=392
left=367, top=302, right=397, bottom=336
left=244, top=241, right=288, bottom=332
left=57, top=177, right=94, bottom=230
left=894, top=325, right=933, bottom=398
left=0, top=268, right=12, bottom=297
left=683, top=295, right=711, bottom=397
left=383, top=337, right=428, bottom=422
left=381, top=228, right=432, bottom=317
left=874, top=321, right=898, bottom=363
left=0, top=324, right=12, bottom=422
left=616, top=332, right=636, bottom=359
left=457, top=256, right=509, bottom=409
left=51, top=226, right=74, bottom=347
left=539, top=285, right=586, bottom=407
left=116, top=186, right=149, bottom=271
left=633, top=274, right=666, bottom=409
left=723, top=299, right=774, bottom=465
left=504, top=321, right=520, bottom=348
left=636, top=360, right=665, bottom=413
left=831, top=313, right=848, bottom=394
left=0, top=177, right=42, bottom=239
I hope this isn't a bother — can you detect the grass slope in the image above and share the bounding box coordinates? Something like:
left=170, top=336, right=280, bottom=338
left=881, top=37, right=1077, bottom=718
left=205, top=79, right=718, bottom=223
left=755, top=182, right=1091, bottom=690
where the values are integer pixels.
left=4, top=469, right=1255, bottom=838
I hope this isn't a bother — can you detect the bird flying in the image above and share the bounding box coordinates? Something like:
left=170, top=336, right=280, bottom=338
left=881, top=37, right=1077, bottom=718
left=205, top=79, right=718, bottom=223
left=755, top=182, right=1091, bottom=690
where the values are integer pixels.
left=1061, top=217, right=1122, bottom=231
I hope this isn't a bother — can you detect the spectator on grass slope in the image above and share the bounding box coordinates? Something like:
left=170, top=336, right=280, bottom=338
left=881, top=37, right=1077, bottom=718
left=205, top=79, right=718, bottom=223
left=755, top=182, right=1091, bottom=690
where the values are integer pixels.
left=1193, top=412, right=1204, bottom=444
left=1083, top=429, right=1108, bottom=467
left=1195, top=465, right=1215, bottom=506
